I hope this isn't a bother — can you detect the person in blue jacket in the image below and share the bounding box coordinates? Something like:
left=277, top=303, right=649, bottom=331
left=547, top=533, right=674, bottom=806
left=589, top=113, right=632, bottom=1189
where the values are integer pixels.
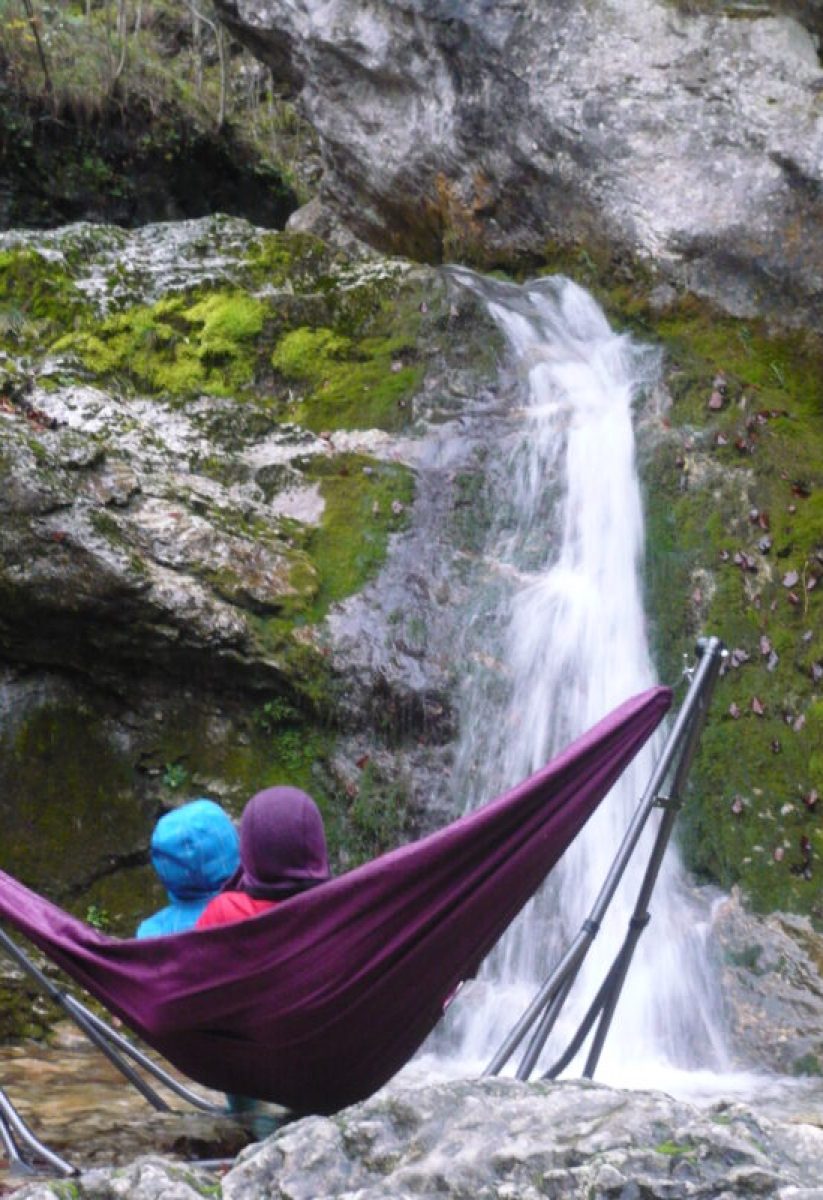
left=136, top=798, right=240, bottom=939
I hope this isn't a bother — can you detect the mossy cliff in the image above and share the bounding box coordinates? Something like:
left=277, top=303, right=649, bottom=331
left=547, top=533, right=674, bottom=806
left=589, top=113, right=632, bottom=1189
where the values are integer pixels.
left=537, top=245, right=822, bottom=924
left=0, top=210, right=819, bottom=1019
left=0, top=216, right=469, bottom=938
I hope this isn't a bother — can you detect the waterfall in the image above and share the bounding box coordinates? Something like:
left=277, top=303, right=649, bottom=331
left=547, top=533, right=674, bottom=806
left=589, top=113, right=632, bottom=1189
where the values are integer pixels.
left=427, top=270, right=729, bottom=1092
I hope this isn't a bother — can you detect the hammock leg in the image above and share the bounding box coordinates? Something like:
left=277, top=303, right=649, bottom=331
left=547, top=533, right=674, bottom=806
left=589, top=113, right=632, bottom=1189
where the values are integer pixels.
left=0, top=929, right=223, bottom=1116
left=487, top=635, right=726, bottom=1082
left=0, top=1088, right=76, bottom=1177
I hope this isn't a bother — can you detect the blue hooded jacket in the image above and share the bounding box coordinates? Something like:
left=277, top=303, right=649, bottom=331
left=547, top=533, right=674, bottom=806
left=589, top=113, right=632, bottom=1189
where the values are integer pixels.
left=136, top=799, right=240, bottom=938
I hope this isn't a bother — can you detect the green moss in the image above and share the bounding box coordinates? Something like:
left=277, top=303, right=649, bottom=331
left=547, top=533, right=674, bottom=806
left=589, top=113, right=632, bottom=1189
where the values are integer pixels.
left=639, top=311, right=822, bottom=919
left=53, top=289, right=267, bottom=397
left=272, top=324, right=422, bottom=432
left=0, top=704, right=145, bottom=903
left=791, top=1052, right=823, bottom=1077
left=299, top=452, right=415, bottom=615
left=342, top=761, right=410, bottom=867
left=242, top=230, right=340, bottom=290
left=0, top=246, right=89, bottom=343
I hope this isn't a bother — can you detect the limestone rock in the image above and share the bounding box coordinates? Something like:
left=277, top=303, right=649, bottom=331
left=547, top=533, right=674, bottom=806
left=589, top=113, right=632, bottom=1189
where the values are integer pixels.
left=9, top=1077, right=823, bottom=1199
left=713, top=889, right=823, bottom=1077
left=215, top=0, right=823, bottom=331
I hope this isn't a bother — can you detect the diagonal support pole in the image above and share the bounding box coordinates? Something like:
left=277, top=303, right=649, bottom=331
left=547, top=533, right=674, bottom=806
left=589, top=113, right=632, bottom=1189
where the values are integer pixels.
left=485, top=635, right=726, bottom=1082
left=0, top=928, right=223, bottom=1117
left=0, top=1088, right=75, bottom=1177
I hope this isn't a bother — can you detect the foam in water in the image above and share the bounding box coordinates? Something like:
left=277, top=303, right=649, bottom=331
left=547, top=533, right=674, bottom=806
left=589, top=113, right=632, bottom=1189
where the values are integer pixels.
left=425, top=270, right=732, bottom=1094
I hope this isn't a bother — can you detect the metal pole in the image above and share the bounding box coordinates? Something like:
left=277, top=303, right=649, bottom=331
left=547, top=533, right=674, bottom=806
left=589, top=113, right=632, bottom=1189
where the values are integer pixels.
left=0, top=1088, right=76, bottom=1176
left=485, top=637, right=725, bottom=1079
left=483, top=925, right=594, bottom=1076
left=58, top=995, right=224, bottom=1114
left=0, top=928, right=170, bottom=1111
left=0, top=928, right=225, bottom=1114
left=579, top=636, right=725, bottom=1079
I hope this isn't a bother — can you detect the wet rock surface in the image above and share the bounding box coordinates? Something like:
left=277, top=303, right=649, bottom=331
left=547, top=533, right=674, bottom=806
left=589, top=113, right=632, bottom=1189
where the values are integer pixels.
left=0, top=1025, right=255, bottom=1193
left=7, top=1075, right=823, bottom=1199
left=714, top=889, right=823, bottom=1077
left=216, top=0, right=823, bottom=332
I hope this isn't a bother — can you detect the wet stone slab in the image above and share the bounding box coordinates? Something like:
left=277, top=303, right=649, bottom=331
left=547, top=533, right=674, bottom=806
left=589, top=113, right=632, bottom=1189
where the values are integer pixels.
left=0, top=1024, right=267, bottom=1189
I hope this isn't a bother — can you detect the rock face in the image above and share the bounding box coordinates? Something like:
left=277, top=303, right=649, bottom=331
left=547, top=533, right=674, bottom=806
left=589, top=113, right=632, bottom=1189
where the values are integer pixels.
left=214, top=0, right=823, bottom=332
left=0, top=215, right=502, bottom=919
left=9, top=1077, right=823, bottom=1199
left=714, top=889, right=823, bottom=1078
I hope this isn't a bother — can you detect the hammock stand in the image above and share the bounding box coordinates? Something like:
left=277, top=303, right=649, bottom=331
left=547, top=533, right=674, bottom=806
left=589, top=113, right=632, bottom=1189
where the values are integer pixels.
left=485, top=633, right=726, bottom=1082
left=0, top=637, right=724, bottom=1178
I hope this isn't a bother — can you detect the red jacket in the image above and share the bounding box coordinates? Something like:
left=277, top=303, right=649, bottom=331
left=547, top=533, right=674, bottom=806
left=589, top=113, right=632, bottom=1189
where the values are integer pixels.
left=195, top=892, right=277, bottom=929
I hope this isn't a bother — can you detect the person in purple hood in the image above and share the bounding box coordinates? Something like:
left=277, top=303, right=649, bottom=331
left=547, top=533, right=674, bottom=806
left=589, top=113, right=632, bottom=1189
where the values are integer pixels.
left=196, top=786, right=330, bottom=929
left=195, top=786, right=331, bottom=1128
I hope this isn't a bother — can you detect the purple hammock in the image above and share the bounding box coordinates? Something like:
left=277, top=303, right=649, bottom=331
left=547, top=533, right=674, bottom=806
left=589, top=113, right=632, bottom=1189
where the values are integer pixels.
left=0, top=686, right=670, bottom=1115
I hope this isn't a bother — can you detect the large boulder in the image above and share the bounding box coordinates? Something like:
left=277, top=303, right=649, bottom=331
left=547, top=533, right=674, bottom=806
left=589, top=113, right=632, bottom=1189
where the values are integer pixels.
left=9, top=1077, right=823, bottom=1198
left=215, top=0, right=823, bottom=331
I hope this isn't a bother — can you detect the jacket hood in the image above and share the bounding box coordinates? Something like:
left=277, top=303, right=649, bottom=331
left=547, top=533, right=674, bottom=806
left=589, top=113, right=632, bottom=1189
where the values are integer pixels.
left=150, top=798, right=240, bottom=903
left=234, top=786, right=330, bottom=900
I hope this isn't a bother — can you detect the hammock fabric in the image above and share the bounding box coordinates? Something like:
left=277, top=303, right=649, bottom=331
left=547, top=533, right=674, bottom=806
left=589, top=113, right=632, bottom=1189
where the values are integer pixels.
left=0, top=686, right=670, bottom=1115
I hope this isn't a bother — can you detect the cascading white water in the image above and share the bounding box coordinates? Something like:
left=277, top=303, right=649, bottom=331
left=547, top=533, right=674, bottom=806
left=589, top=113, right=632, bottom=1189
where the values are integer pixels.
left=431, top=270, right=730, bottom=1092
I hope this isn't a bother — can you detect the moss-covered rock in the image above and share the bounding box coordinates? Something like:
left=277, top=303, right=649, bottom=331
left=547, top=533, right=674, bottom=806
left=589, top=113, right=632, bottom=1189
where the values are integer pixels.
left=0, top=217, right=472, bottom=945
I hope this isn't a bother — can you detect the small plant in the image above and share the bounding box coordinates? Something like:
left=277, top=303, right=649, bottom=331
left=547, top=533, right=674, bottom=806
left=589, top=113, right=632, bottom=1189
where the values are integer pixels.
left=655, top=1140, right=696, bottom=1158
left=84, top=904, right=110, bottom=931
left=163, top=761, right=190, bottom=791
left=253, top=696, right=299, bottom=733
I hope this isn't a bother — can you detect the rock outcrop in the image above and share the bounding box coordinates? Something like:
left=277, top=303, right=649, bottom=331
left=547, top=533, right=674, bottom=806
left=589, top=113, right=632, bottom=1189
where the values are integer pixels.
left=0, top=216, right=501, bottom=918
left=714, top=889, right=823, bottom=1078
left=215, top=0, right=823, bottom=332
left=9, top=1076, right=823, bottom=1199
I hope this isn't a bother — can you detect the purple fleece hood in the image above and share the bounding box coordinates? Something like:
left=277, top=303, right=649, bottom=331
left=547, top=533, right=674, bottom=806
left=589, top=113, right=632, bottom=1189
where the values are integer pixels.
left=234, top=786, right=331, bottom=900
